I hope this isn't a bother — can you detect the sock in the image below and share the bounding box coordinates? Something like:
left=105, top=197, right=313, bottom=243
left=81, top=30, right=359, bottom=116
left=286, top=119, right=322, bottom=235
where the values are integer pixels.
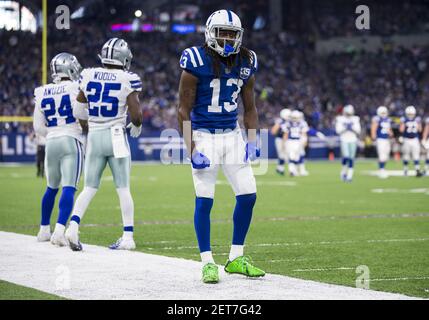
left=117, top=188, right=134, bottom=233
left=403, top=160, right=409, bottom=172
left=39, top=225, right=50, bottom=233
left=200, top=251, right=215, bottom=265
left=41, top=187, right=59, bottom=226
left=194, top=197, right=214, bottom=253
left=232, top=193, right=257, bottom=246
left=72, top=187, right=97, bottom=221
left=299, top=155, right=304, bottom=164
left=425, top=159, right=429, bottom=171
left=347, top=168, right=354, bottom=180
left=379, top=162, right=385, bottom=170
left=348, top=159, right=354, bottom=169
left=414, top=160, right=420, bottom=171
left=229, top=244, right=244, bottom=261
left=57, top=187, right=76, bottom=226
left=342, top=158, right=348, bottom=166
left=278, top=159, right=285, bottom=166
left=123, top=230, right=133, bottom=240
left=54, top=223, right=65, bottom=234
left=289, top=162, right=297, bottom=174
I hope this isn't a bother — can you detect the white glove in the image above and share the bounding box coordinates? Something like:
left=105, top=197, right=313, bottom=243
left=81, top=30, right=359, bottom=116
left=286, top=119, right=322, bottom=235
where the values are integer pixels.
left=127, top=123, right=142, bottom=138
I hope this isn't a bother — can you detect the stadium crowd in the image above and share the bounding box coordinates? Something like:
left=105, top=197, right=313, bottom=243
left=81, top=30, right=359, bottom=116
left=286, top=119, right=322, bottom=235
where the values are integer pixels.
left=1, top=13, right=429, bottom=136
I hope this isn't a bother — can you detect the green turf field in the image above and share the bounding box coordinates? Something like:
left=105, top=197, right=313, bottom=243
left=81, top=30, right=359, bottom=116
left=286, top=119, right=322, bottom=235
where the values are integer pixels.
left=0, top=160, right=428, bottom=299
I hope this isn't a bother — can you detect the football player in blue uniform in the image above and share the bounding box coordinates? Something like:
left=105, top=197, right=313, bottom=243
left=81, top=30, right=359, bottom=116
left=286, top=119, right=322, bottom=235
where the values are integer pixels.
left=399, top=106, right=422, bottom=177
left=371, top=106, right=393, bottom=179
left=177, top=10, right=265, bottom=283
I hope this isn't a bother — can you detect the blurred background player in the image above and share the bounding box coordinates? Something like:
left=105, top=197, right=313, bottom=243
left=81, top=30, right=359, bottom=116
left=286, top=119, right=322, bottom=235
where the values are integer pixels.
left=33, top=53, right=85, bottom=246
left=297, top=111, right=309, bottom=176
left=335, top=105, right=361, bottom=182
left=271, top=108, right=290, bottom=175
left=178, top=9, right=265, bottom=283
left=65, top=38, right=143, bottom=251
left=422, top=116, right=429, bottom=176
left=371, top=106, right=393, bottom=179
left=283, top=110, right=308, bottom=176
left=400, top=106, right=422, bottom=177
left=30, top=132, right=46, bottom=178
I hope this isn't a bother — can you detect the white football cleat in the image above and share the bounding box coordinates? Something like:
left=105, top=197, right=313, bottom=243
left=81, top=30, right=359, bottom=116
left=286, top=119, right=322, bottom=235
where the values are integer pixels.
left=37, top=226, right=51, bottom=242
left=299, top=169, right=309, bottom=176
left=109, top=237, right=136, bottom=250
left=65, top=226, right=83, bottom=251
left=50, top=231, right=69, bottom=247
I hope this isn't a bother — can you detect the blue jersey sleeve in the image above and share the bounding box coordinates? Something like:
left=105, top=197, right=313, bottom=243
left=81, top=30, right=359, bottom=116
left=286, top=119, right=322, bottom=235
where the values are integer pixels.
left=180, top=47, right=205, bottom=77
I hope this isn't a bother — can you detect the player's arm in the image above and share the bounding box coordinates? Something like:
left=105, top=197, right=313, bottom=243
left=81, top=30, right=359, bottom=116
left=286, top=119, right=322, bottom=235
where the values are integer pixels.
left=178, top=70, right=198, bottom=155
left=33, top=107, right=47, bottom=137
left=127, top=92, right=142, bottom=127
left=370, top=120, right=378, bottom=140
left=241, top=75, right=258, bottom=142
left=335, top=119, right=345, bottom=135
left=423, top=123, right=429, bottom=141
left=271, top=123, right=280, bottom=136
left=73, top=90, right=89, bottom=134
left=399, top=122, right=405, bottom=134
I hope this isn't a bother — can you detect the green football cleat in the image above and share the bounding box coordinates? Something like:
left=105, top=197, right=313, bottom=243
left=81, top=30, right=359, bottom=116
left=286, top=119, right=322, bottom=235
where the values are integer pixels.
left=202, top=263, right=219, bottom=283
left=224, top=255, right=266, bottom=277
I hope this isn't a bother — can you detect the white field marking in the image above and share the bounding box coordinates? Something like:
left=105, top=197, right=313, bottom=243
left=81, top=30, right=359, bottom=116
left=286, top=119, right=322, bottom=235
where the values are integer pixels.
left=3, top=213, right=428, bottom=231
left=363, top=170, right=423, bottom=177
left=293, top=267, right=355, bottom=272
left=0, top=232, right=418, bottom=300
left=149, top=238, right=429, bottom=251
left=370, top=277, right=429, bottom=282
left=371, top=188, right=429, bottom=195
left=216, top=180, right=297, bottom=186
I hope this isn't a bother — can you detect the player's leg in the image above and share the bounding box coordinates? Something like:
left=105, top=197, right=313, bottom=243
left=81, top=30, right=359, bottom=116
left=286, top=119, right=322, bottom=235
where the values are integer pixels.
left=377, top=139, right=389, bottom=178
left=107, top=148, right=136, bottom=250
left=288, top=141, right=300, bottom=176
left=274, top=138, right=285, bottom=175
left=222, top=131, right=265, bottom=277
left=411, top=140, right=422, bottom=176
left=346, top=142, right=357, bottom=182
left=402, top=140, right=410, bottom=176
left=340, top=141, right=350, bottom=181
left=66, top=131, right=106, bottom=251
left=51, top=137, right=84, bottom=246
left=37, top=139, right=61, bottom=242
left=192, top=131, right=221, bottom=283
left=298, top=138, right=309, bottom=176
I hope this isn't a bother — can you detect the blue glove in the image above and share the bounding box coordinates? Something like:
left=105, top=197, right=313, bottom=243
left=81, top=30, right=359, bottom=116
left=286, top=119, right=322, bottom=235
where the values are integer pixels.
left=191, top=151, right=210, bottom=169
left=245, top=141, right=260, bottom=162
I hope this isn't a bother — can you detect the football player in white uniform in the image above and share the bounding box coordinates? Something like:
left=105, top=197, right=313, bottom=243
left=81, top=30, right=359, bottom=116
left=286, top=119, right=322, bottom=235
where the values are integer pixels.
left=400, top=106, right=422, bottom=177
left=283, top=110, right=309, bottom=176
left=65, top=38, right=143, bottom=251
left=271, top=108, right=290, bottom=175
left=371, top=106, right=393, bottom=178
left=422, top=117, right=429, bottom=175
left=335, top=105, right=361, bottom=182
left=33, top=53, right=85, bottom=246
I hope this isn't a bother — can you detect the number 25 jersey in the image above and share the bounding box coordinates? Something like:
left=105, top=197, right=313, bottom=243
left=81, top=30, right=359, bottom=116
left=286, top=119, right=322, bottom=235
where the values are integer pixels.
left=180, top=46, right=258, bottom=132
left=79, top=68, right=142, bottom=130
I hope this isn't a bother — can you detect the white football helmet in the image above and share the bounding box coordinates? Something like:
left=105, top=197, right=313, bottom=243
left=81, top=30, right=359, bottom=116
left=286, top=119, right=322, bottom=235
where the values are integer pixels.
left=205, top=10, right=243, bottom=57
left=343, top=104, right=354, bottom=116
left=280, top=108, right=291, bottom=121
left=405, top=105, right=416, bottom=119
left=50, top=53, right=82, bottom=83
left=99, top=38, right=133, bottom=70
left=290, top=110, right=301, bottom=122
left=377, top=106, right=388, bottom=118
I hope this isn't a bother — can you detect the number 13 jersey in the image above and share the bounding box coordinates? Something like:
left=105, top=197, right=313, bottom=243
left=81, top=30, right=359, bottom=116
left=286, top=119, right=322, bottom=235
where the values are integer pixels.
left=79, top=68, right=142, bottom=130
left=180, top=46, right=258, bottom=132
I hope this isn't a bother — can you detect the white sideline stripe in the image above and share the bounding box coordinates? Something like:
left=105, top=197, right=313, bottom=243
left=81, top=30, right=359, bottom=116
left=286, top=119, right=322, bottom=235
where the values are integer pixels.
left=0, top=232, right=417, bottom=300
left=150, top=238, right=429, bottom=251
left=371, top=277, right=429, bottom=282
left=293, top=267, right=355, bottom=272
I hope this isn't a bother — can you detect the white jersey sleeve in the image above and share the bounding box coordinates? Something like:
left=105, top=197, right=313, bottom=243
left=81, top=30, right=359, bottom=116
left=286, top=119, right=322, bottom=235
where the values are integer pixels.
left=352, top=116, right=361, bottom=135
